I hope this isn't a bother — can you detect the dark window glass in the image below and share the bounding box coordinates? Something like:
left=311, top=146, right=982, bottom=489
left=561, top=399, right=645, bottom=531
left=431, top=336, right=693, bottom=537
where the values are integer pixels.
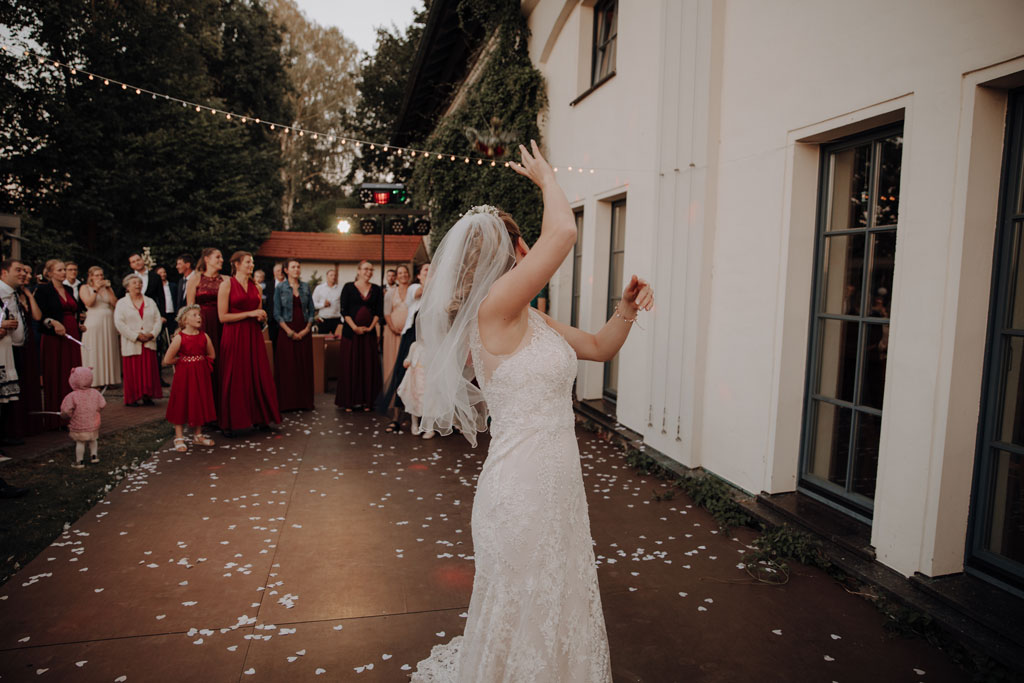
left=801, top=127, right=902, bottom=516
left=969, top=88, right=1024, bottom=587
left=604, top=200, right=626, bottom=400
left=592, top=0, right=617, bottom=86
left=571, top=210, right=584, bottom=328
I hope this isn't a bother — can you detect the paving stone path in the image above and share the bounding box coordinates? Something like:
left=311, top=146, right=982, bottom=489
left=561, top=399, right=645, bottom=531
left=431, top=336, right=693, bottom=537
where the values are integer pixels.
left=0, top=396, right=965, bottom=681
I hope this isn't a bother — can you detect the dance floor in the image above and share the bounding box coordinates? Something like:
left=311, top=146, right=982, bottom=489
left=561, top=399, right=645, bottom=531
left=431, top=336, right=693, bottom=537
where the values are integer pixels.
left=0, top=395, right=966, bottom=681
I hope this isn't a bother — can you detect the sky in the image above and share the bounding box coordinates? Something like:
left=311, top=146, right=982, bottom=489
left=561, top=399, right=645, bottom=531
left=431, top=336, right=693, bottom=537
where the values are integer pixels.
left=293, top=0, right=421, bottom=55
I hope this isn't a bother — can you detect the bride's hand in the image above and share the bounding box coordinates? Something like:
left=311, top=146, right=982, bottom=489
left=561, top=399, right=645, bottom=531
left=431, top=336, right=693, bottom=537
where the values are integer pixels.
left=622, top=275, right=654, bottom=312
left=509, top=140, right=556, bottom=189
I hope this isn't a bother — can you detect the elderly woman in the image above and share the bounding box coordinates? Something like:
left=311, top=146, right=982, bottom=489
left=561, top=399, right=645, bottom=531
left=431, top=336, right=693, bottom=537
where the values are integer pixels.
left=273, top=258, right=315, bottom=411
left=80, top=266, right=121, bottom=388
left=114, top=273, right=163, bottom=406
left=35, top=259, right=84, bottom=429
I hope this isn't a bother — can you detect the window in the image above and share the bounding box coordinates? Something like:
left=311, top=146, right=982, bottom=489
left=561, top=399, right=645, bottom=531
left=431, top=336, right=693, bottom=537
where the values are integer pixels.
left=591, top=0, right=617, bottom=87
left=571, top=209, right=584, bottom=328
left=604, top=200, right=626, bottom=400
left=968, top=88, right=1024, bottom=590
left=800, top=125, right=903, bottom=519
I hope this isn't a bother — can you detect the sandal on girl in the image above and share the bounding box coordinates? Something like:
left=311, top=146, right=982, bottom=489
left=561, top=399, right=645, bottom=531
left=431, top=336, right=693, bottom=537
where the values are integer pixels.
left=71, top=462, right=85, bottom=469
left=421, top=430, right=436, bottom=440
left=90, top=454, right=100, bottom=464
left=173, top=437, right=188, bottom=452
left=384, top=422, right=397, bottom=433
left=193, top=434, right=215, bottom=447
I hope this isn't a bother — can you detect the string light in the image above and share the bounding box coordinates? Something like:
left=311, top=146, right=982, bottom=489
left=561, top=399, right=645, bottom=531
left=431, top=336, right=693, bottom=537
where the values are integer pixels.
left=0, top=42, right=602, bottom=175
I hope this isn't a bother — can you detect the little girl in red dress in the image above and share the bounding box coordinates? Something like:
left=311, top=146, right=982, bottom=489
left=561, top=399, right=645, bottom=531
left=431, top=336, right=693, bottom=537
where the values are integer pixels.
left=163, top=305, right=217, bottom=452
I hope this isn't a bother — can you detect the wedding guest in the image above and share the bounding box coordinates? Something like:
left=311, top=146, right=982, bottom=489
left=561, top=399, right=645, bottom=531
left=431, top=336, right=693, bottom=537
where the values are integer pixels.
left=312, top=267, right=342, bottom=335
left=127, top=252, right=167, bottom=323
left=163, top=305, right=216, bottom=452
left=218, top=251, right=281, bottom=433
left=36, top=259, right=84, bottom=428
left=253, top=269, right=267, bottom=298
left=62, top=262, right=81, bottom=302
left=0, top=259, right=26, bottom=448
left=335, top=260, right=382, bottom=411
left=156, top=266, right=177, bottom=335
left=377, top=263, right=425, bottom=434
left=79, top=266, right=122, bottom=388
left=60, top=366, right=105, bottom=468
left=174, top=253, right=194, bottom=311
left=186, top=247, right=228, bottom=412
left=273, top=259, right=315, bottom=412
left=114, top=273, right=163, bottom=406
left=382, top=264, right=414, bottom=387
left=384, top=268, right=397, bottom=292
left=1, top=260, right=42, bottom=438
left=267, top=262, right=287, bottom=347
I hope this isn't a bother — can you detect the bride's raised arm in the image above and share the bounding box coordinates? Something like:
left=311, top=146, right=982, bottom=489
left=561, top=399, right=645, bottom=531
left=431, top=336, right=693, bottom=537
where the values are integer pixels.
left=479, top=141, right=577, bottom=326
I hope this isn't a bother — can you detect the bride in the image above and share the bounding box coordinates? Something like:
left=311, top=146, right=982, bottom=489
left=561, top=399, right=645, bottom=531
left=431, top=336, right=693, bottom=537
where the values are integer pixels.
left=411, top=141, right=654, bottom=682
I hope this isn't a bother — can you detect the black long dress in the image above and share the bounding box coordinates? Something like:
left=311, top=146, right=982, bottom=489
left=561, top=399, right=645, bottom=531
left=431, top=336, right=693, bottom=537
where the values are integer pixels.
left=334, top=282, right=382, bottom=410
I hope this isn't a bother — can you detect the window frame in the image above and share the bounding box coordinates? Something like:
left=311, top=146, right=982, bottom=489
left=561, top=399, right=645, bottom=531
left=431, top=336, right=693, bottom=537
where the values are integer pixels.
left=604, top=199, right=626, bottom=401
left=591, top=0, right=617, bottom=88
left=798, top=123, right=904, bottom=522
left=966, top=87, right=1024, bottom=593
left=571, top=209, right=584, bottom=329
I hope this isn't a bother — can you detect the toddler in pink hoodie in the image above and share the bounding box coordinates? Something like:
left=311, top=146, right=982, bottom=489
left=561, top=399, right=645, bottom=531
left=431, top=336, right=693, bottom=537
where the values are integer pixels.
left=60, top=366, right=106, bottom=468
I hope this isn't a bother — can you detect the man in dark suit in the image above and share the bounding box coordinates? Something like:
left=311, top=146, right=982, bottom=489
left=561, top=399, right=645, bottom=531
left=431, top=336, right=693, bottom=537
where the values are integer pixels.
left=127, top=252, right=167, bottom=317
left=174, top=253, right=194, bottom=311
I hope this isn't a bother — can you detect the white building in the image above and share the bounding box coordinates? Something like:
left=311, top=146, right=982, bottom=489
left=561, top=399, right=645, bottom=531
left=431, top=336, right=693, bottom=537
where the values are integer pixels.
left=522, top=0, right=1024, bottom=605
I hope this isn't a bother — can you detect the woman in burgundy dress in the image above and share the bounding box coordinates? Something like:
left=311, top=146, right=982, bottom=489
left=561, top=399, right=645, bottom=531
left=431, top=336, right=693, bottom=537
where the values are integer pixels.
left=218, top=251, right=281, bottom=432
left=35, top=260, right=84, bottom=429
left=335, top=259, right=383, bottom=411
left=273, top=259, right=315, bottom=411
left=186, top=248, right=227, bottom=413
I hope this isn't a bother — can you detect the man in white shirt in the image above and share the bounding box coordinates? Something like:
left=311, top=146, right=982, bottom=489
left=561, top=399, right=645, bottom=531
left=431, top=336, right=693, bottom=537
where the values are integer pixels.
left=174, top=253, right=194, bottom=311
left=1, top=258, right=27, bottom=450
left=62, top=261, right=81, bottom=302
left=312, top=267, right=342, bottom=335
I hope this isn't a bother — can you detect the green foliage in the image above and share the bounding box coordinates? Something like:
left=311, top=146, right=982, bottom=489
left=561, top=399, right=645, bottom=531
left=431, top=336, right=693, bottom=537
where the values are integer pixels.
left=347, top=3, right=429, bottom=185
left=746, top=524, right=834, bottom=575
left=0, top=0, right=291, bottom=271
left=409, top=0, right=547, bottom=247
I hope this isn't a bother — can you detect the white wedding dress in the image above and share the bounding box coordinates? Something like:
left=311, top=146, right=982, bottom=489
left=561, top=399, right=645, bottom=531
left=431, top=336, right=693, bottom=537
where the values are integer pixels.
left=412, top=308, right=612, bottom=682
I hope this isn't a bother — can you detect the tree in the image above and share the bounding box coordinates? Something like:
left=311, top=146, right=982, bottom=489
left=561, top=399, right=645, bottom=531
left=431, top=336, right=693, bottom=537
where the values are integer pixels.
left=0, top=0, right=292, bottom=272
left=346, top=3, right=430, bottom=186
left=266, top=0, right=360, bottom=231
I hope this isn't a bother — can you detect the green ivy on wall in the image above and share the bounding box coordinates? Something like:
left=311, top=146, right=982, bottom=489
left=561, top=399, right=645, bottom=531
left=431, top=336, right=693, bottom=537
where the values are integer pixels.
left=409, top=0, right=548, bottom=249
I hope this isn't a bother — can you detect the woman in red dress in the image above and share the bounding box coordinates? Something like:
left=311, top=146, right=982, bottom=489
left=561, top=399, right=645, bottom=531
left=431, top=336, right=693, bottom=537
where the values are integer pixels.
left=186, top=248, right=228, bottom=412
left=114, top=273, right=163, bottom=406
left=334, top=259, right=383, bottom=411
left=273, top=259, right=315, bottom=411
left=35, top=259, right=84, bottom=429
left=218, top=251, right=281, bottom=433
left=163, top=305, right=217, bottom=451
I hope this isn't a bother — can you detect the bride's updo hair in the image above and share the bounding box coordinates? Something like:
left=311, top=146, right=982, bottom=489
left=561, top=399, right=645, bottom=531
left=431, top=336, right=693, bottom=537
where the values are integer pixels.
left=445, top=210, right=522, bottom=324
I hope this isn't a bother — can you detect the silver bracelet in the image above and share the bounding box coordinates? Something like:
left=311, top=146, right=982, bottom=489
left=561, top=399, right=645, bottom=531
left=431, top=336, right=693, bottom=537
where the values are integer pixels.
left=613, top=309, right=637, bottom=324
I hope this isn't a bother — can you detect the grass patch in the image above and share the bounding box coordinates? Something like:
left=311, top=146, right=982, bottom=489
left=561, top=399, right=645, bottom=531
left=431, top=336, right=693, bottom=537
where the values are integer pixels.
left=0, top=420, right=174, bottom=586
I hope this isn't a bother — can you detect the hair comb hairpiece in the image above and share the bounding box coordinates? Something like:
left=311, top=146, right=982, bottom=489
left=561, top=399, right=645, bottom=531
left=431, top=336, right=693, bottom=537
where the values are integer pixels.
left=462, top=205, right=501, bottom=219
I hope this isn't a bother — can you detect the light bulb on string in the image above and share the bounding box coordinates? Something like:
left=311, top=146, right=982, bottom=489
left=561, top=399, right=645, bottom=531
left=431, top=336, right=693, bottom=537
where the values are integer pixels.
left=88, top=74, right=93, bottom=80
left=242, top=117, right=247, bottom=123
left=370, top=144, right=375, bottom=150
left=490, top=161, right=496, bottom=166
left=70, top=68, right=76, bottom=74
left=121, top=83, right=126, bottom=90
left=195, top=105, right=201, bottom=112
left=477, top=159, right=482, bottom=165
left=103, top=79, right=109, bottom=85
left=135, top=88, right=141, bottom=94
left=270, top=124, right=275, bottom=130
left=225, top=113, right=231, bottom=120
left=255, top=118, right=261, bottom=124
left=464, top=157, right=469, bottom=163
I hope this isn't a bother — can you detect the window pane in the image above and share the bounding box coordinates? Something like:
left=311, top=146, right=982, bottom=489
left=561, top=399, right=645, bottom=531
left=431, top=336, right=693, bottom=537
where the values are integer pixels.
left=851, top=412, right=881, bottom=499
left=815, top=319, right=859, bottom=403
left=1008, top=224, right=1024, bottom=330
left=874, top=136, right=903, bottom=227
left=998, top=335, right=1024, bottom=446
left=984, top=450, right=1024, bottom=563
left=827, top=145, right=871, bottom=231
left=819, top=233, right=865, bottom=315
left=860, top=323, right=889, bottom=410
left=808, top=401, right=852, bottom=488
left=866, top=230, right=896, bottom=318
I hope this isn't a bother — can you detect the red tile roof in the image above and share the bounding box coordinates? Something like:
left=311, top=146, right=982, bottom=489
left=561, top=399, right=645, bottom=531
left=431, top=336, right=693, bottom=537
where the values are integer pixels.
left=256, top=231, right=426, bottom=263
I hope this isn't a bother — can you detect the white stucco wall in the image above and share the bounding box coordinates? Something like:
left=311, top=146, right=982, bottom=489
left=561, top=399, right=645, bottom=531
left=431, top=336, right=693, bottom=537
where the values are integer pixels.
left=526, top=0, right=1024, bottom=580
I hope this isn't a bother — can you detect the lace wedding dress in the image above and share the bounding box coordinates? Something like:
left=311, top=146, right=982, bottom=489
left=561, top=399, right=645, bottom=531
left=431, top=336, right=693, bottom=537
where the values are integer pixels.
left=412, top=308, right=612, bottom=682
